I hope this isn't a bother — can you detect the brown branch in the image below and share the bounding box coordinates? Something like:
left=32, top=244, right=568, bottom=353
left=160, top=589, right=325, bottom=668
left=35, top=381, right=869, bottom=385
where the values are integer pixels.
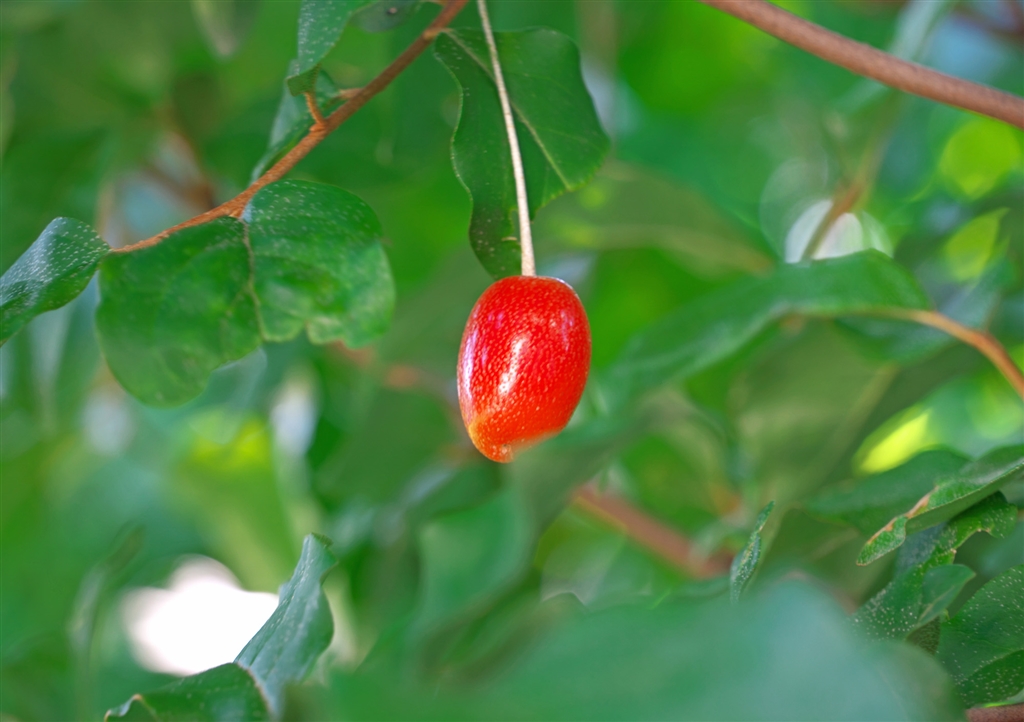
left=884, top=309, right=1024, bottom=400
left=304, top=91, right=326, bottom=127
left=572, top=485, right=732, bottom=579
left=969, top=703, right=1024, bottom=722
left=699, top=0, right=1024, bottom=129
left=114, top=0, right=470, bottom=254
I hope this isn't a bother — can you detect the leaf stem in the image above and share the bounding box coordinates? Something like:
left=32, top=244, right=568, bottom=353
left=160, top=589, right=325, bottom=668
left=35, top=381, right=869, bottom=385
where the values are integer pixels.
left=114, top=0, right=471, bottom=254
left=476, top=0, right=535, bottom=276
left=700, top=0, right=1024, bottom=129
left=886, top=309, right=1024, bottom=399
left=304, top=91, right=326, bottom=127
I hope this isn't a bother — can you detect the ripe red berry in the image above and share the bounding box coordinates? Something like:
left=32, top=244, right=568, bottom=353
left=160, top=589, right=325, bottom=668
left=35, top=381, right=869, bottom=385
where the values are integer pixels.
left=457, top=275, right=591, bottom=463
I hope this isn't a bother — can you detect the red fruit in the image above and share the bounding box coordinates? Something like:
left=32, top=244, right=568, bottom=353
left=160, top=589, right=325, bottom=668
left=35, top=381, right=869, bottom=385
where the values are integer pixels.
left=457, top=275, right=591, bottom=463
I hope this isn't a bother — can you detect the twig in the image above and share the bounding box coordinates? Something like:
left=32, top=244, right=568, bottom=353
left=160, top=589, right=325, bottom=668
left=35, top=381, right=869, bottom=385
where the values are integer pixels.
left=304, top=91, right=326, bottom=127
left=968, top=703, right=1024, bottom=722
left=572, top=485, right=732, bottom=578
left=699, top=0, right=1024, bottom=129
left=884, top=309, right=1024, bottom=399
left=476, top=0, right=535, bottom=277
left=114, top=0, right=471, bottom=254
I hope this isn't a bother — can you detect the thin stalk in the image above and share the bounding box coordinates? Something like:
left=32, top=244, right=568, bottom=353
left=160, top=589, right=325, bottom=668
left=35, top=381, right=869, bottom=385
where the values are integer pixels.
left=476, top=0, right=535, bottom=276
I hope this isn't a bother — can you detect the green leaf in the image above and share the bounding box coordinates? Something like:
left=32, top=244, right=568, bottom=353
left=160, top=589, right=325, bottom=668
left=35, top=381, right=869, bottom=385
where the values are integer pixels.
left=1, top=217, right=109, bottom=344
left=730, top=501, right=774, bottom=603
left=236, top=534, right=338, bottom=716
left=435, top=29, right=610, bottom=278
left=858, top=446, right=1024, bottom=565
left=287, top=0, right=371, bottom=95
left=107, top=535, right=337, bottom=720
left=853, top=494, right=1015, bottom=640
left=105, top=664, right=271, bottom=721
left=533, top=162, right=772, bottom=276
left=938, top=565, right=1024, bottom=706
left=251, top=65, right=342, bottom=182
left=600, top=251, right=930, bottom=409
left=95, top=218, right=260, bottom=406
left=332, top=583, right=962, bottom=721
left=243, top=179, right=394, bottom=346
left=351, top=0, right=421, bottom=32
left=416, top=489, right=534, bottom=631
left=191, top=0, right=261, bottom=58
left=807, top=450, right=968, bottom=535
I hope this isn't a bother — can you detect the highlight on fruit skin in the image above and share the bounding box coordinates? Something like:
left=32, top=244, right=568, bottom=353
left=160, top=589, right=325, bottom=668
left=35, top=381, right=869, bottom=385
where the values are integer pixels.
left=457, top=275, right=591, bottom=463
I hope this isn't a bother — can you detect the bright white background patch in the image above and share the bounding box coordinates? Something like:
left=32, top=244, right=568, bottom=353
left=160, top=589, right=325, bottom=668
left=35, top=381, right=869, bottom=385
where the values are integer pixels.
left=122, top=557, right=279, bottom=676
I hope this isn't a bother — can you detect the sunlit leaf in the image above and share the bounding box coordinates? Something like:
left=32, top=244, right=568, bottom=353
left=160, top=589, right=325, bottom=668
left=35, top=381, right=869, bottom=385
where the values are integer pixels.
left=288, top=0, right=371, bottom=95
left=938, top=565, right=1024, bottom=706
left=435, top=28, right=609, bottom=278
left=95, top=218, right=260, bottom=406
left=244, top=179, right=395, bottom=346
left=601, top=251, right=929, bottom=409
left=1, top=218, right=108, bottom=344
left=858, top=446, right=1024, bottom=565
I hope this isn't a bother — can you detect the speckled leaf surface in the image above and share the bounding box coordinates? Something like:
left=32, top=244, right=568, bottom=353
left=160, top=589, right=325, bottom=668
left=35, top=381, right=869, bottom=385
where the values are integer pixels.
left=244, top=180, right=394, bottom=346
left=853, top=494, right=1015, bottom=640
left=435, top=29, right=609, bottom=278
left=1, top=217, right=108, bottom=343
left=938, top=565, right=1024, bottom=707
left=601, top=251, right=930, bottom=409
left=730, top=501, right=774, bottom=603
left=287, top=0, right=371, bottom=95
left=95, top=218, right=260, bottom=406
left=236, top=534, right=338, bottom=717
left=351, top=0, right=421, bottom=32
left=858, top=446, right=1024, bottom=565
left=105, top=663, right=270, bottom=721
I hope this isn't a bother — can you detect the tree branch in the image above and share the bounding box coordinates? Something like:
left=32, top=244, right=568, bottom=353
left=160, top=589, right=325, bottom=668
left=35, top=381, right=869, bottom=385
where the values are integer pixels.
left=572, top=485, right=732, bottom=579
left=968, top=703, right=1024, bottom=722
left=114, top=0, right=470, bottom=254
left=699, top=0, right=1024, bottom=129
left=886, top=309, right=1024, bottom=400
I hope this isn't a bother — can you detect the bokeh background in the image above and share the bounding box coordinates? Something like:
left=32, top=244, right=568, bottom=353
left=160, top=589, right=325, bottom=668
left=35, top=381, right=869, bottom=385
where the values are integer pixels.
left=1, top=0, right=1022, bottom=718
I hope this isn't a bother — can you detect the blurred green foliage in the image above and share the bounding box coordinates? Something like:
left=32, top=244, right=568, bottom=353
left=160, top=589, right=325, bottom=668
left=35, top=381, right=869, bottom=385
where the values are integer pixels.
left=1, top=0, right=1023, bottom=719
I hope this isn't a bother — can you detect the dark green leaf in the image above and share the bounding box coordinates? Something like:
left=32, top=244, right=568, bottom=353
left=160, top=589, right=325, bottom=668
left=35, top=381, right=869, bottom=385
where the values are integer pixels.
left=333, top=583, right=962, bottom=720
left=236, top=534, right=338, bottom=716
left=730, top=501, right=774, bottom=603
left=938, top=565, right=1024, bottom=706
left=288, top=0, right=371, bottom=95
left=600, top=251, right=930, bottom=409
left=416, top=489, right=534, bottom=631
left=352, top=0, right=421, bottom=32
left=251, top=66, right=342, bottom=182
left=0, top=131, right=107, bottom=274
left=95, top=218, right=260, bottom=406
left=435, top=29, right=610, bottom=278
left=858, top=446, right=1024, bottom=565
left=854, top=494, right=1015, bottom=640
left=105, top=664, right=270, bottom=721
left=191, top=0, right=261, bottom=58
left=243, top=179, right=394, bottom=346
left=806, top=450, right=968, bottom=535
left=1, top=217, right=109, bottom=343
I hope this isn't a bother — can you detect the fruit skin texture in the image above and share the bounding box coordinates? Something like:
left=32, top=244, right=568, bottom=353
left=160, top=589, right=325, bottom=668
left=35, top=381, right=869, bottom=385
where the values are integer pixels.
left=457, top=275, right=591, bottom=463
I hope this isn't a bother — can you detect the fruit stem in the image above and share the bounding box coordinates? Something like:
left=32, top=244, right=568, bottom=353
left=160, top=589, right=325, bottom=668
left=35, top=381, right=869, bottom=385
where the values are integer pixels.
left=477, top=0, right=536, bottom=276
